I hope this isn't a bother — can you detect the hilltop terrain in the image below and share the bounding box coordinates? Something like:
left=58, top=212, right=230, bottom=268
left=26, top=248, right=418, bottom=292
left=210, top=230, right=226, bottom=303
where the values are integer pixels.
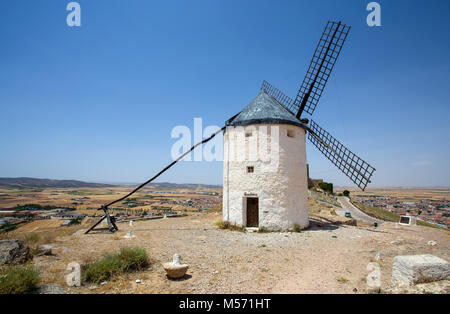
left=0, top=185, right=448, bottom=294
left=3, top=206, right=448, bottom=294
left=0, top=177, right=220, bottom=190
left=0, top=177, right=115, bottom=189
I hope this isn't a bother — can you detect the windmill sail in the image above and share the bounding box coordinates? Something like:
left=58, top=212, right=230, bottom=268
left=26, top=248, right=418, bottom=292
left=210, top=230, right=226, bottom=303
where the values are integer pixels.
left=307, top=120, right=375, bottom=191
left=261, top=80, right=297, bottom=115
left=295, top=21, right=351, bottom=118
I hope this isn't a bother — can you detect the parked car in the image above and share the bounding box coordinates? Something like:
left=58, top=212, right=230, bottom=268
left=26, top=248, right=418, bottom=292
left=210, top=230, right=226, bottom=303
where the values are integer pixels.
left=345, top=212, right=352, bottom=218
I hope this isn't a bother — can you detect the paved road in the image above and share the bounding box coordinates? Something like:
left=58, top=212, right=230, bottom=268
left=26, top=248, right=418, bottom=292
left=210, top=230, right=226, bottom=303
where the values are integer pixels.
left=337, top=196, right=383, bottom=225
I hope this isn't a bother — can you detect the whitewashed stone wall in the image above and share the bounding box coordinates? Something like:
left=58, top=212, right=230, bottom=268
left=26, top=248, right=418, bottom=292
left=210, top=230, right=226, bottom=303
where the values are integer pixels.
left=223, top=123, right=309, bottom=230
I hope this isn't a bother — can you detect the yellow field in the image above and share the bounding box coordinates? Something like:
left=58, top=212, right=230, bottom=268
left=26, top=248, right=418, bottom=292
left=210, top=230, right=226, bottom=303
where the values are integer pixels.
left=0, top=218, right=96, bottom=246
left=335, top=187, right=449, bottom=201
left=0, top=186, right=221, bottom=211
left=14, top=219, right=65, bottom=232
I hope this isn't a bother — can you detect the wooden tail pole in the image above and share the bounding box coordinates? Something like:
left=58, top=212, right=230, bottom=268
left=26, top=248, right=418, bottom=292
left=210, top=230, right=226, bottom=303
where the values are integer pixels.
left=83, top=123, right=233, bottom=236
left=85, top=207, right=118, bottom=234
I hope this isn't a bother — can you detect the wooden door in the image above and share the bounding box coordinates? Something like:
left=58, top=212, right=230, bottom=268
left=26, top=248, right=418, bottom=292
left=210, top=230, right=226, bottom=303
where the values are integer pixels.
left=246, top=198, right=259, bottom=227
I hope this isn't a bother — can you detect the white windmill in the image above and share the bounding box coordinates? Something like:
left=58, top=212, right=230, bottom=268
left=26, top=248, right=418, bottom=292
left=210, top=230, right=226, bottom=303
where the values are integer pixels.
left=222, top=21, right=375, bottom=230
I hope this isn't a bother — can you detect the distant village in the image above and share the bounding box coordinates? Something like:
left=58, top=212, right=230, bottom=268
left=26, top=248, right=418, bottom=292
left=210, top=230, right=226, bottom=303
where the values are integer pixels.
left=123, top=196, right=221, bottom=211
left=354, top=194, right=449, bottom=228
left=0, top=207, right=86, bottom=230
left=0, top=191, right=222, bottom=230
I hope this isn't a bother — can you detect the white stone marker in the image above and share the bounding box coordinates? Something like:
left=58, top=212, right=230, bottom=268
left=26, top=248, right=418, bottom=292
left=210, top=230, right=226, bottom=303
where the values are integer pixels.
left=130, top=220, right=133, bottom=227
left=163, top=253, right=189, bottom=279
left=65, top=262, right=81, bottom=287
left=392, top=254, right=450, bottom=286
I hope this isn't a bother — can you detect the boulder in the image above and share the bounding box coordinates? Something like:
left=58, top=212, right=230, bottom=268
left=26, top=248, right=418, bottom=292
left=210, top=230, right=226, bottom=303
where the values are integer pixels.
left=392, top=254, right=450, bottom=286
left=35, top=284, right=65, bottom=294
left=0, top=239, right=32, bottom=265
left=37, top=244, right=53, bottom=256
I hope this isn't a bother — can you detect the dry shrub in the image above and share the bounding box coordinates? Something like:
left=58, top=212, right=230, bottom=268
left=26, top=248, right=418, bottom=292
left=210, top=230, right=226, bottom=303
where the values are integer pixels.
left=0, top=266, right=40, bottom=294
left=23, top=233, right=40, bottom=244
left=215, top=221, right=245, bottom=232
left=83, top=246, right=150, bottom=284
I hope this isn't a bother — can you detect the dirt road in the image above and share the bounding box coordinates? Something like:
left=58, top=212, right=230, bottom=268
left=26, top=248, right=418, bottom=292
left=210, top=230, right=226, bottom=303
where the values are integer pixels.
left=337, top=196, right=383, bottom=225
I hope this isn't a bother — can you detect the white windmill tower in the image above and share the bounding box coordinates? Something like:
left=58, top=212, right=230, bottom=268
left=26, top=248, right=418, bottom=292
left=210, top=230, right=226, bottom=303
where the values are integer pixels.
left=222, top=21, right=376, bottom=230
left=222, top=90, right=309, bottom=230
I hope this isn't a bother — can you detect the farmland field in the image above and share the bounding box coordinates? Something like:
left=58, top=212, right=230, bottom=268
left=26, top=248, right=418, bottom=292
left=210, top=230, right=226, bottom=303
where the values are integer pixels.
left=0, top=184, right=222, bottom=217
left=335, top=187, right=450, bottom=202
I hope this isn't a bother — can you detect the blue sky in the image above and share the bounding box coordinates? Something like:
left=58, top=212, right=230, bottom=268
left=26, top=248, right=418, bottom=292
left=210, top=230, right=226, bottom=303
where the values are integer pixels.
left=0, top=0, right=449, bottom=187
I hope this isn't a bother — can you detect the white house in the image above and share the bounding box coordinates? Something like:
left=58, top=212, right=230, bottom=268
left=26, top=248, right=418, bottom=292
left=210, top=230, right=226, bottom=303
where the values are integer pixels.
left=222, top=89, right=309, bottom=230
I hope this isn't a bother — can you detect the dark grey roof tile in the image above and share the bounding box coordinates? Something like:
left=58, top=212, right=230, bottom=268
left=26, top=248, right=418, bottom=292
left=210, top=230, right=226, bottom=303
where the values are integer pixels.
left=226, top=89, right=305, bottom=129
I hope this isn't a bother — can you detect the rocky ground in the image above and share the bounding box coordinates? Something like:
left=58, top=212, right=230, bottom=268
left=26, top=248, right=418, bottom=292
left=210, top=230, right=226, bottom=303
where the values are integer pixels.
left=29, top=211, right=450, bottom=294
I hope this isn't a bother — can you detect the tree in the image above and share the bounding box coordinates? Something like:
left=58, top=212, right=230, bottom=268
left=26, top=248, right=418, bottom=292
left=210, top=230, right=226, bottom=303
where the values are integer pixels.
left=343, top=190, right=350, bottom=197
left=319, top=182, right=334, bottom=194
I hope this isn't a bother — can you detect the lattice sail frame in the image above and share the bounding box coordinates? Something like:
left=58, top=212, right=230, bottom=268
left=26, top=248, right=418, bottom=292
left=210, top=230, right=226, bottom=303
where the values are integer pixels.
left=261, top=80, right=297, bottom=115
left=295, top=21, right=351, bottom=117
left=307, top=120, right=375, bottom=191
left=260, top=21, right=375, bottom=190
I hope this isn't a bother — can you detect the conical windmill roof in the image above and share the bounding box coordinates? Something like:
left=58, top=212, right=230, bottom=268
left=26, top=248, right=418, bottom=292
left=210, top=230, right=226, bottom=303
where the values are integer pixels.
left=226, top=89, right=306, bottom=129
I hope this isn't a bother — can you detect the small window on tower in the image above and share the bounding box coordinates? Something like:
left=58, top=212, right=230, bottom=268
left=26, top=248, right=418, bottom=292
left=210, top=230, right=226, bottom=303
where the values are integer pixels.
left=247, top=166, right=254, bottom=173
left=287, top=130, right=295, bottom=138
left=245, top=131, right=252, bottom=137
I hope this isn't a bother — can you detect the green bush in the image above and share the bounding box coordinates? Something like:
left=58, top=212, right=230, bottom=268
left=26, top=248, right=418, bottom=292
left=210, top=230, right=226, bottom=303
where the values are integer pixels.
left=68, top=218, right=82, bottom=225
left=118, top=247, right=148, bottom=272
left=0, top=266, right=40, bottom=294
left=83, top=247, right=149, bottom=283
left=83, top=255, right=123, bottom=283
left=16, top=204, right=70, bottom=211
left=0, top=224, right=16, bottom=233
left=319, top=182, right=334, bottom=194
left=343, top=190, right=350, bottom=197
left=293, top=224, right=302, bottom=232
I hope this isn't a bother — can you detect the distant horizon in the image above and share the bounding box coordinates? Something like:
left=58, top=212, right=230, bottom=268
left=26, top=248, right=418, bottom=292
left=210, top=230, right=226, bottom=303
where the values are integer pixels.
left=1, top=176, right=449, bottom=190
